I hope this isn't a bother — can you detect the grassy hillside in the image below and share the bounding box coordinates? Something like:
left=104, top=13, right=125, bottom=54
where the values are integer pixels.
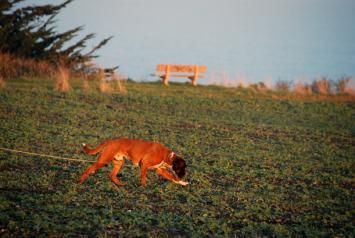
left=0, top=79, right=354, bottom=237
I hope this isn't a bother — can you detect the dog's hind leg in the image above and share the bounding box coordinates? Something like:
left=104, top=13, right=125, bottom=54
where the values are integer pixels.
left=110, top=158, right=125, bottom=186
left=79, top=149, right=115, bottom=184
left=79, top=162, right=106, bottom=184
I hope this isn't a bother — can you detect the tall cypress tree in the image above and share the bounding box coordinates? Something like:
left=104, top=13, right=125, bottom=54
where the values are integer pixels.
left=0, top=0, right=112, bottom=68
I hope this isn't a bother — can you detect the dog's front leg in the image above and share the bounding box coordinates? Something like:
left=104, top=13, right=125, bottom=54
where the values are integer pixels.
left=140, top=165, right=148, bottom=187
left=156, top=168, right=189, bottom=186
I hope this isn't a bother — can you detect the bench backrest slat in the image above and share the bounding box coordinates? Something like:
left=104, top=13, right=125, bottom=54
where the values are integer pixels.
left=156, top=64, right=207, bottom=73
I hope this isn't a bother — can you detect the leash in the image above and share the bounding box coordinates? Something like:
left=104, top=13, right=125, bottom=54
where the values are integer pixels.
left=0, top=147, right=95, bottom=164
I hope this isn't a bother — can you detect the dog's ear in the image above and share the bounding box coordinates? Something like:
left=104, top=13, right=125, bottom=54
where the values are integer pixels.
left=172, top=157, right=186, bottom=178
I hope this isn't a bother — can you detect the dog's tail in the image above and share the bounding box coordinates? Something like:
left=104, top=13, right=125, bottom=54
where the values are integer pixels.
left=82, top=141, right=108, bottom=155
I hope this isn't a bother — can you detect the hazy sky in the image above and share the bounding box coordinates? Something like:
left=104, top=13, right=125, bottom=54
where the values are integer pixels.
left=27, top=0, right=355, bottom=84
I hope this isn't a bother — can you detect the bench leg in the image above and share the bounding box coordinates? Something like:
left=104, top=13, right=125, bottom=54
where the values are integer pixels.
left=162, top=74, right=169, bottom=86
left=191, top=65, right=199, bottom=86
left=163, top=64, right=171, bottom=86
left=191, top=78, right=198, bottom=86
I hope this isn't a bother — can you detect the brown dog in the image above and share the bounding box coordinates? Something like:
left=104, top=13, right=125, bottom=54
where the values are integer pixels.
left=79, top=138, right=188, bottom=187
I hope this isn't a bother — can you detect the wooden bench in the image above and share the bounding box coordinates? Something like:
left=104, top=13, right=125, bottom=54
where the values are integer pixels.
left=156, top=64, right=207, bottom=86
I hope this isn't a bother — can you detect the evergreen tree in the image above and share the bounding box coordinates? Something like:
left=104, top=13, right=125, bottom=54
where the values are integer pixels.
left=0, top=0, right=112, bottom=68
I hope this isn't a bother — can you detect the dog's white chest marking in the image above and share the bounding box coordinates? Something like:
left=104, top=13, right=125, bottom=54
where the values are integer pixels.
left=149, top=161, right=171, bottom=170
left=149, top=152, right=174, bottom=169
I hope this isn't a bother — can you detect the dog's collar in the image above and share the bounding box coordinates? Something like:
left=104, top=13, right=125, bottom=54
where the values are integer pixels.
left=150, top=160, right=171, bottom=169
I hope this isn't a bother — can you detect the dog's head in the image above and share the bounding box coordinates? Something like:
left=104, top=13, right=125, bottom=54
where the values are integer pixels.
left=172, top=156, right=187, bottom=178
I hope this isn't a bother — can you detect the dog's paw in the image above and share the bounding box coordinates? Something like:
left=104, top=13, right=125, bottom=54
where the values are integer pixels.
left=178, top=181, right=189, bottom=186
left=82, top=143, right=87, bottom=147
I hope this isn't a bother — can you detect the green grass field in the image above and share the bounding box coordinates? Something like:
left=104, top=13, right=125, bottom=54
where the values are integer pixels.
left=0, top=79, right=354, bottom=237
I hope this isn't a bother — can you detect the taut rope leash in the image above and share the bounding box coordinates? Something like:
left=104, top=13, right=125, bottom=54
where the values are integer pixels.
left=0, top=147, right=95, bottom=163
